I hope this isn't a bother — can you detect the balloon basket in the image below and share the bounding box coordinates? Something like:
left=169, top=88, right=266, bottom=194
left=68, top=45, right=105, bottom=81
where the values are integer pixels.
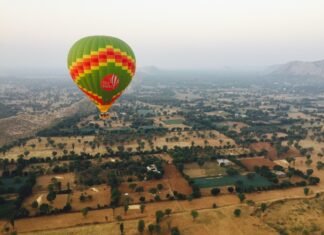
left=99, top=112, right=109, bottom=120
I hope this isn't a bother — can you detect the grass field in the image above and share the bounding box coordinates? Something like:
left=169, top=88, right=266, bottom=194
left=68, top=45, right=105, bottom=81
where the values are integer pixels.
left=22, top=205, right=276, bottom=235
left=183, top=162, right=226, bottom=178
left=3, top=130, right=235, bottom=159
left=193, top=174, right=273, bottom=188
left=261, top=194, right=324, bottom=235
left=162, top=119, right=184, bottom=125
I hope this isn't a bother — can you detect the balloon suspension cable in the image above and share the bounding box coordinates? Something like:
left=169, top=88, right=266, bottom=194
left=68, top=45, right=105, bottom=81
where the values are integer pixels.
left=99, top=112, right=109, bottom=120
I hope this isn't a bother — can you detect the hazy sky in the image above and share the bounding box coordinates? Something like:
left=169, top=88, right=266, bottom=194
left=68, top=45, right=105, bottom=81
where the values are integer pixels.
left=1, top=0, right=324, bottom=70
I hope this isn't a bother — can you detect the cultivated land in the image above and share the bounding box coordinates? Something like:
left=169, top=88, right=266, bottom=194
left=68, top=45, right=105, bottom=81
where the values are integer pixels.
left=0, top=76, right=323, bottom=234
left=183, top=162, right=226, bottom=178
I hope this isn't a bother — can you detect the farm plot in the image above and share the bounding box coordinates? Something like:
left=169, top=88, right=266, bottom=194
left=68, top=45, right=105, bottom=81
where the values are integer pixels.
left=69, top=185, right=110, bottom=210
left=3, top=129, right=236, bottom=159
left=239, top=157, right=276, bottom=171
left=3, top=136, right=105, bottom=159
left=183, top=162, right=226, bottom=178
left=118, top=179, right=171, bottom=204
left=193, top=174, right=273, bottom=188
left=34, top=173, right=76, bottom=192
left=155, top=116, right=190, bottom=129
left=164, top=164, right=192, bottom=195
left=217, top=147, right=250, bottom=156
left=23, top=185, right=110, bottom=214
left=250, top=142, right=278, bottom=160
left=163, top=119, right=184, bottom=125
left=24, top=193, right=70, bottom=215
left=216, top=121, right=249, bottom=133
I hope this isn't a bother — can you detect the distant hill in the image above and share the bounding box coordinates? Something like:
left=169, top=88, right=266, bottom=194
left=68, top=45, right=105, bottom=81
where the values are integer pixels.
left=266, top=59, right=324, bottom=79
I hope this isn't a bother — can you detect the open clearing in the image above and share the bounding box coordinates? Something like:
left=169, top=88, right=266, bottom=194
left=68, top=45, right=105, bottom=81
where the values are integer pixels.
left=3, top=130, right=236, bottom=159
left=164, top=164, right=192, bottom=195
left=2, top=187, right=324, bottom=234
left=33, top=173, right=76, bottom=192
left=119, top=179, right=171, bottom=203
left=183, top=162, right=226, bottom=178
left=239, top=157, right=276, bottom=171
left=22, top=205, right=276, bottom=235
left=162, top=119, right=184, bottom=125
left=249, top=142, right=278, bottom=160
left=217, top=121, right=249, bottom=133
left=261, top=194, right=324, bottom=235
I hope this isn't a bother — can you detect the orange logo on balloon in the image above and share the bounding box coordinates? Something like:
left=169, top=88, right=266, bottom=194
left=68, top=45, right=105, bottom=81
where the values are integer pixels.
left=100, top=74, right=120, bottom=91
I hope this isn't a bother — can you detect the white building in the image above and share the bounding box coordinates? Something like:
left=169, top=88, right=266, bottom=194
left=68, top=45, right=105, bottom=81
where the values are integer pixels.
left=146, top=164, right=161, bottom=174
left=217, top=159, right=233, bottom=166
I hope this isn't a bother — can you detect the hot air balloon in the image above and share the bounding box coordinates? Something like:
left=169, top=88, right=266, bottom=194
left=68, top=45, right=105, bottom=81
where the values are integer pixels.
left=67, top=35, right=136, bottom=118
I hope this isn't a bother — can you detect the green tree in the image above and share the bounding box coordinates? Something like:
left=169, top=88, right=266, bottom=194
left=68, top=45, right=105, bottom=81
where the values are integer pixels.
left=191, top=210, right=199, bottom=221
left=304, top=187, right=310, bottom=196
left=260, top=203, right=267, bottom=212
left=137, top=219, right=145, bottom=234
left=306, top=169, right=314, bottom=177
left=234, top=208, right=241, bottom=217
left=171, top=227, right=181, bottom=235
left=227, top=186, right=234, bottom=193
left=157, top=183, right=164, bottom=191
left=238, top=193, right=246, bottom=203
left=155, top=210, right=165, bottom=223
left=197, top=158, right=205, bottom=168
left=165, top=208, right=172, bottom=217
left=81, top=207, right=89, bottom=218
left=148, top=224, right=155, bottom=235
left=211, top=187, right=221, bottom=196
left=120, top=222, right=124, bottom=235
left=140, top=204, right=145, bottom=214
left=39, top=203, right=51, bottom=215
left=149, top=188, right=157, bottom=194
left=123, top=202, right=129, bottom=215
left=305, top=159, right=313, bottom=166
left=31, top=200, right=38, bottom=209
left=46, top=191, right=56, bottom=204
left=155, top=224, right=161, bottom=234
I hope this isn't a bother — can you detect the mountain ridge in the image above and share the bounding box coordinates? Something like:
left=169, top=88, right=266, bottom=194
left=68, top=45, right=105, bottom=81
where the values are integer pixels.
left=266, top=59, right=324, bottom=78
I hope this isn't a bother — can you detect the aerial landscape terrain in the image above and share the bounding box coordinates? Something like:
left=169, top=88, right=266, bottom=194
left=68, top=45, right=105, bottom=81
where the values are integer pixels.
left=1, top=0, right=324, bottom=235
left=0, top=62, right=323, bottom=234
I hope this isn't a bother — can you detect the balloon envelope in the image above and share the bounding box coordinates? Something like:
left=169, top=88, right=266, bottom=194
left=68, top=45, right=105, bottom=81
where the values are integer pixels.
left=67, top=35, right=136, bottom=114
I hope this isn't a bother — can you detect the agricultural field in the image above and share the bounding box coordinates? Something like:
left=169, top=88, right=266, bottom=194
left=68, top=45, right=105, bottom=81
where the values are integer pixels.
left=163, top=164, right=192, bottom=195
left=118, top=179, right=171, bottom=203
left=154, top=116, right=190, bottom=129
left=239, top=157, right=276, bottom=171
left=34, top=173, right=75, bottom=190
left=249, top=142, right=278, bottom=160
left=216, top=121, right=249, bottom=133
left=0, top=74, right=323, bottom=235
left=183, top=161, right=227, bottom=178
left=261, top=194, right=324, bottom=235
left=20, top=205, right=276, bottom=235
left=193, top=174, right=273, bottom=188
left=162, top=119, right=184, bottom=125
left=2, top=130, right=235, bottom=160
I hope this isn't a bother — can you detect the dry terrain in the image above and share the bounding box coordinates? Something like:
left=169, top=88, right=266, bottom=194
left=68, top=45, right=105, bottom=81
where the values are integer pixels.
left=3, top=130, right=236, bottom=159
left=183, top=162, right=226, bottom=178
left=239, top=157, right=276, bottom=171
left=249, top=142, right=278, bottom=160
